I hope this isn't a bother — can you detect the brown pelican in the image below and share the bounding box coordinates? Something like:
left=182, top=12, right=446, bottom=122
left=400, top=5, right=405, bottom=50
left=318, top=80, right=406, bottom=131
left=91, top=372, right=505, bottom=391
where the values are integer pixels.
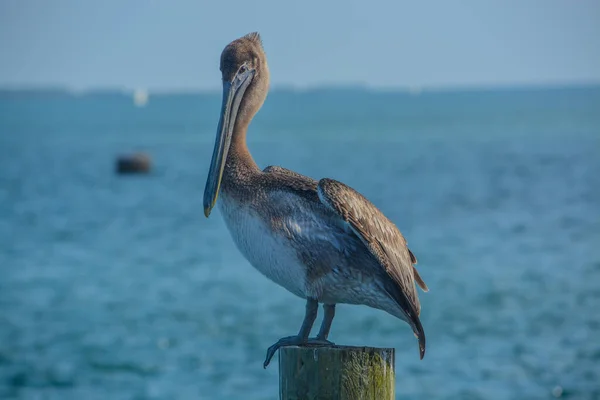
left=203, top=32, right=428, bottom=368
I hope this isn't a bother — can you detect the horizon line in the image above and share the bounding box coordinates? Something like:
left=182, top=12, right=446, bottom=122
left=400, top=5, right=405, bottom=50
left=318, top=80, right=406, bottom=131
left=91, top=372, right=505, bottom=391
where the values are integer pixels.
left=1, top=80, right=599, bottom=96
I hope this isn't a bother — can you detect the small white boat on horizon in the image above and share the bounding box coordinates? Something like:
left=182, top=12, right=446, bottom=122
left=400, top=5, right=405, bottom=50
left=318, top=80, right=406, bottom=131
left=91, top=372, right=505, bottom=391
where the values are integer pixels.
left=133, top=89, right=149, bottom=107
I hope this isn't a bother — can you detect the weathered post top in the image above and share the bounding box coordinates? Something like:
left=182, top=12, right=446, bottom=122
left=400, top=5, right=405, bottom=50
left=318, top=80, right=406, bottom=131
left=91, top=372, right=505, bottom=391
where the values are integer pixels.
left=279, top=345, right=395, bottom=400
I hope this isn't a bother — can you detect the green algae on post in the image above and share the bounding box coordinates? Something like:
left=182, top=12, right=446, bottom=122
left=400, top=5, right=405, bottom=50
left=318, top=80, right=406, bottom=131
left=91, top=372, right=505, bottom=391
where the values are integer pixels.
left=279, top=345, right=395, bottom=400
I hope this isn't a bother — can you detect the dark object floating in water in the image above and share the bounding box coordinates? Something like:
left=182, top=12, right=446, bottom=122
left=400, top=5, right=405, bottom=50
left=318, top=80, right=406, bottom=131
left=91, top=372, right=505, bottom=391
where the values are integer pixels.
left=116, top=153, right=151, bottom=174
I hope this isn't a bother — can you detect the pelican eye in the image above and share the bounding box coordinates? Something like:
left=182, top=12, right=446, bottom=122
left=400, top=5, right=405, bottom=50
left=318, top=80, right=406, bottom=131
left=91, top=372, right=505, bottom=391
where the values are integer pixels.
left=238, top=64, right=248, bottom=74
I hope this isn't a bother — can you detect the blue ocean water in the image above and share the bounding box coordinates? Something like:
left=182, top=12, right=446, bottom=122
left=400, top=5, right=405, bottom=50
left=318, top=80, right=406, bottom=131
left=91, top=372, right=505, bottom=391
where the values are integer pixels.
left=0, top=86, right=599, bottom=400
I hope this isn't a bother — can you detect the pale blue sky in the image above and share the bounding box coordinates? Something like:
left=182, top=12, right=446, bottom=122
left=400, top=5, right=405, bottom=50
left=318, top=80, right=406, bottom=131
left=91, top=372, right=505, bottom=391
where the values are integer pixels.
left=1, top=0, right=599, bottom=91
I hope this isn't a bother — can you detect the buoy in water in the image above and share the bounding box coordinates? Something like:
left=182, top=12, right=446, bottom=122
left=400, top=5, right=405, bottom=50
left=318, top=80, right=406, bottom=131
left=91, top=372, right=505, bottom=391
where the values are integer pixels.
left=116, top=153, right=152, bottom=174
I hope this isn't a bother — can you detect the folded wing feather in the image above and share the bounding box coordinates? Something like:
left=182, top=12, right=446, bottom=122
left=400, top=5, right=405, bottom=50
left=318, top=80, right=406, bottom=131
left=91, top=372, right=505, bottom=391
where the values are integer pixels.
left=316, top=178, right=428, bottom=312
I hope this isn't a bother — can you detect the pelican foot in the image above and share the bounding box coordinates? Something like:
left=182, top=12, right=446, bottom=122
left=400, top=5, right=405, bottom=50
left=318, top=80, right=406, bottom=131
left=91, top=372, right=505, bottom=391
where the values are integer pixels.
left=263, top=336, right=334, bottom=368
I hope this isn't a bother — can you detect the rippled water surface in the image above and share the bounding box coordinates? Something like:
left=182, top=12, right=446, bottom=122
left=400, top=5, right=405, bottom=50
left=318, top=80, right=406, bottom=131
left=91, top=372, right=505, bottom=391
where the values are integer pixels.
left=1, top=87, right=599, bottom=399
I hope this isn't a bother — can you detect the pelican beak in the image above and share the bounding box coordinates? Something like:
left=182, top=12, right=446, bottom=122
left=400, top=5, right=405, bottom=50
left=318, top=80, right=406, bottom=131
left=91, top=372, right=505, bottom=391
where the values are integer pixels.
left=203, top=66, right=255, bottom=217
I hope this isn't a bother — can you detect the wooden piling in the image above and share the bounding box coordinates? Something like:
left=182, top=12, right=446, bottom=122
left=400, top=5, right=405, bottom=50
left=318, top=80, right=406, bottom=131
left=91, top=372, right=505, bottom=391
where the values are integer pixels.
left=279, top=345, right=395, bottom=400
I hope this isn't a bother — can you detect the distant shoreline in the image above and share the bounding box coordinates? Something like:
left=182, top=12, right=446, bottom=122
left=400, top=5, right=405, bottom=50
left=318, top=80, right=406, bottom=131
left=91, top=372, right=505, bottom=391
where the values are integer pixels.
left=0, top=82, right=599, bottom=98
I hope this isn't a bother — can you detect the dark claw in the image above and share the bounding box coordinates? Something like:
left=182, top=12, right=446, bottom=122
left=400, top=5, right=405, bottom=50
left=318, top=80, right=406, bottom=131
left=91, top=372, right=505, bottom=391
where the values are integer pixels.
left=263, top=336, right=335, bottom=368
left=263, top=335, right=298, bottom=368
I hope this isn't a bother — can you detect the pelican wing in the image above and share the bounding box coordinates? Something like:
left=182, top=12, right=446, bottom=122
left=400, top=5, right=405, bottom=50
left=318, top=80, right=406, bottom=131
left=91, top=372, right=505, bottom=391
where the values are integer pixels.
left=264, top=168, right=427, bottom=291
left=264, top=169, right=427, bottom=293
left=317, top=178, right=427, bottom=315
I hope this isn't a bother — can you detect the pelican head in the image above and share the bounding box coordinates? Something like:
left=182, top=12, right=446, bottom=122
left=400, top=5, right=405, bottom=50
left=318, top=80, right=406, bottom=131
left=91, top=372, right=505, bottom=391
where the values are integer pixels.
left=203, top=32, right=270, bottom=217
